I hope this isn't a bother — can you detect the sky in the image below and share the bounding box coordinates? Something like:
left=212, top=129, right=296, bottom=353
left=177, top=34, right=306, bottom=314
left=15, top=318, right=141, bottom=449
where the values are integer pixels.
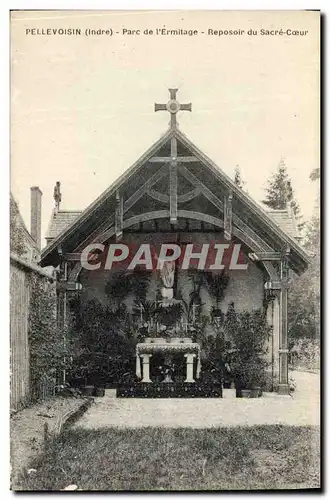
left=10, top=10, right=320, bottom=246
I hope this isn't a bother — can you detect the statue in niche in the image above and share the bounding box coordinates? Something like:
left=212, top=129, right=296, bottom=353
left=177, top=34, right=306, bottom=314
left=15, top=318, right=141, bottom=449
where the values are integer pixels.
left=159, top=259, right=176, bottom=304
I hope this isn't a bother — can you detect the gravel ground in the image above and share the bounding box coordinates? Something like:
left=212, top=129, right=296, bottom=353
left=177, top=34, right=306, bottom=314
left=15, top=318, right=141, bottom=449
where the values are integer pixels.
left=75, top=371, right=320, bottom=430
left=10, top=397, right=88, bottom=488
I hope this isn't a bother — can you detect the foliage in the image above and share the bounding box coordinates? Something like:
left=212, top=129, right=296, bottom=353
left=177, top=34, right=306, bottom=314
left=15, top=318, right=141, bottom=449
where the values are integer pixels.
left=104, top=272, right=132, bottom=310
left=10, top=196, right=26, bottom=256
left=262, top=158, right=302, bottom=226
left=105, top=268, right=150, bottom=311
left=309, top=168, right=320, bottom=181
left=228, top=309, right=272, bottom=389
left=205, top=270, right=230, bottom=309
left=288, top=203, right=320, bottom=341
left=68, top=298, right=136, bottom=385
left=289, top=338, right=320, bottom=371
left=28, top=275, right=68, bottom=399
left=176, top=274, right=204, bottom=326
left=155, top=302, right=184, bottom=328
left=132, top=299, right=158, bottom=325
left=130, top=267, right=151, bottom=300
left=199, top=333, right=225, bottom=383
left=188, top=269, right=204, bottom=304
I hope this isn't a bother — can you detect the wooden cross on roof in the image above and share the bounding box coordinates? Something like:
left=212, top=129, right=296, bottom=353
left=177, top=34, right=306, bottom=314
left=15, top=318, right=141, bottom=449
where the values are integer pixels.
left=155, top=88, right=192, bottom=128
left=153, top=89, right=193, bottom=225
left=53, top=181, right=62, bottom=214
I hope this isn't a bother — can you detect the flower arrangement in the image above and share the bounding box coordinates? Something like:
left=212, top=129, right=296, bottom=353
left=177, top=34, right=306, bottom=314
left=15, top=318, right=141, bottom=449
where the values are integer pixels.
left=158, top=362, right=175, bottom=378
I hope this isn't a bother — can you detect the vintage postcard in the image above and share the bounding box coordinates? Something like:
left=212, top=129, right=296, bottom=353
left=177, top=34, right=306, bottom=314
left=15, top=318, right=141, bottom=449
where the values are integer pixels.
left=10, top=9, right=320, bottom=491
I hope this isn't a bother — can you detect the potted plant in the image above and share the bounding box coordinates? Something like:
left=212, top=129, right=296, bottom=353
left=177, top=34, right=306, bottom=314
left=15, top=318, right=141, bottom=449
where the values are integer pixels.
left=228, top=309, right=272, bottom=398
left=234, top=360, right=266, bottom=397
left=94, top=387, right=105, bottom=397
left=82, top=384, right=95, bottom=397
left=205, top=270, right=229, bottom=321
left=74, top=364, right=94, bottom=396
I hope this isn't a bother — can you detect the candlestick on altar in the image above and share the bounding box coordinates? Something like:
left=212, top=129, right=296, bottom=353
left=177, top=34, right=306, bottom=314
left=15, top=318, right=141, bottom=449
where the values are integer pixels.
left=182, top=321, right=189, bottom=333
left=137, top=302, right=144, bottom=324
left=192, top=303, right=199, bottom=323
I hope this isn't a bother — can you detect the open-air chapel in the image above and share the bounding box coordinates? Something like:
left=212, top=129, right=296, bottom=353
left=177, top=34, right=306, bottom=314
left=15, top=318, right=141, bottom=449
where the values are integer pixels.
left=39, top=89, right=310, bottom=398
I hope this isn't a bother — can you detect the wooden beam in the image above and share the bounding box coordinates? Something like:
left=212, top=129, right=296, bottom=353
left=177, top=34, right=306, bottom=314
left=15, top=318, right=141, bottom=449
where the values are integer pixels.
left=123, top=211, right=170, bottom=229
left=74, top=216, right=114, bottom=252
left=63, top=253, right=82, bottom=261
left=57, top=281, right=83, bottom=292
left=169, top=136, right=178, bottom=224
left=248, top=251, right=282, bottom=261
left=115, top=190, right=123, bottom=241
left=149, top=156, right=197, bottom=163
left=264, top=280, right=282, bottom=290
left=148, top=187, right=200, bottom=204
left=76, top=168, right=167, bottom=249
left=178, top=187, right=200, bottom=203
left=232, top=215, right=273, bottom=252
left=179, top=165, right=223, bottom=211
left=170, top=162, right=178, bottom=224
left=68, top=209, right=279, bottom=282
left=180, top=165, right=273, bottom=251
left=123, top=167, right=166, bottom=212
left=148, top=189, right=169, bottom=204
left=224, top=192, right=233, bottom=241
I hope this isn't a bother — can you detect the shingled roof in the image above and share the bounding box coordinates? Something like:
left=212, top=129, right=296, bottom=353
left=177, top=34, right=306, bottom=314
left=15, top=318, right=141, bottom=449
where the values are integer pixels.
left=46, top=210, right=82, bottom=243
left=267, top=209, right=300, bottom=240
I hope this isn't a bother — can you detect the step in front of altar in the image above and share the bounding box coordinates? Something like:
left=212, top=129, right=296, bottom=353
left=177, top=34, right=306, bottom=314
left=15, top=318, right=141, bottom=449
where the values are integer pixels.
left=117, top=382, right=223, bottom=398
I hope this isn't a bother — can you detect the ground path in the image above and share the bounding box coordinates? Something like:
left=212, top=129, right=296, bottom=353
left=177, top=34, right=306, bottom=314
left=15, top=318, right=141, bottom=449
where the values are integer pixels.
left=74, top=370, right=320, bottom=430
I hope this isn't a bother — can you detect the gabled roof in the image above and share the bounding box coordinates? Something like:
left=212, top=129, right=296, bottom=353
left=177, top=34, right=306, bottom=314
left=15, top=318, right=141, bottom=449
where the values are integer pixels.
left=40, top=126, right=310, bottom=273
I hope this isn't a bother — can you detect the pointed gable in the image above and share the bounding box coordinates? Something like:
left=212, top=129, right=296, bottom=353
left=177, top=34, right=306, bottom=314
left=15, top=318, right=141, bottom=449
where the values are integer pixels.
left=40, top=125, right=309, bottom=274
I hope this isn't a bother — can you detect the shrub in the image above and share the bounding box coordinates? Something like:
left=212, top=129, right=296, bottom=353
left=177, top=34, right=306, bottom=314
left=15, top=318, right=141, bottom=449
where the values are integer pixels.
left=289, top=338, right=320, bottom=371
left=228, top=309, right=272, bottom=389
left=68, top=298, right=136, bottom=385
left=28, top=275, right=67, bottom=400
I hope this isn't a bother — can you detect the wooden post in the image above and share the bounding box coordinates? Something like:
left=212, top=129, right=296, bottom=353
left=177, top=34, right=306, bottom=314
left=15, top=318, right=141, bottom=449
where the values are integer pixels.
left=56, top=259, right=68, bottom=385
left=224, top=191, right=233, bottom=241
left=115, top=190, right=123, bottom=241
left=170, top=136, right=178, bottom=224
left=278, top=257, right=290, bottom=394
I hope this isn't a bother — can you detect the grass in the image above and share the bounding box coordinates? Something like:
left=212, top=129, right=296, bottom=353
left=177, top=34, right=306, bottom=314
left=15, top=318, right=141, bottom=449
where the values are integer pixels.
left=17, top=425, right=320, bottom=491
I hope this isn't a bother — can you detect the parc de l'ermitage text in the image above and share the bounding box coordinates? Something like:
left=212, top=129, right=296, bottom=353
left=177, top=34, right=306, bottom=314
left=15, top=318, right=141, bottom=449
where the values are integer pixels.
left=25, top=26, right=309, bottom=37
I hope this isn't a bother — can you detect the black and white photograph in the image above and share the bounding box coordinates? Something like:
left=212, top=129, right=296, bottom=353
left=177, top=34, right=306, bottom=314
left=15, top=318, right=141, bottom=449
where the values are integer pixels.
left=9, top=9, right=320, bottom=491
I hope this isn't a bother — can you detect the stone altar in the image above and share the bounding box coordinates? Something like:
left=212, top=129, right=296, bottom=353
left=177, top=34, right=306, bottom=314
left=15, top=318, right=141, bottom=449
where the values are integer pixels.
left=136, top=339, right=201, bottom=383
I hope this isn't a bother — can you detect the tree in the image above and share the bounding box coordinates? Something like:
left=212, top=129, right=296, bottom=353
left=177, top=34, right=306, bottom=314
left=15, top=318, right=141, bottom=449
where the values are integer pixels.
left=263, top=159, right=301, bottom=219
left=234, top=165, right=245, bottom=189
left=10, top=195, right=26, bottom=256
left=309, top=168, right=320, bottom=182
left=288, top=170, right=320, bottom=340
